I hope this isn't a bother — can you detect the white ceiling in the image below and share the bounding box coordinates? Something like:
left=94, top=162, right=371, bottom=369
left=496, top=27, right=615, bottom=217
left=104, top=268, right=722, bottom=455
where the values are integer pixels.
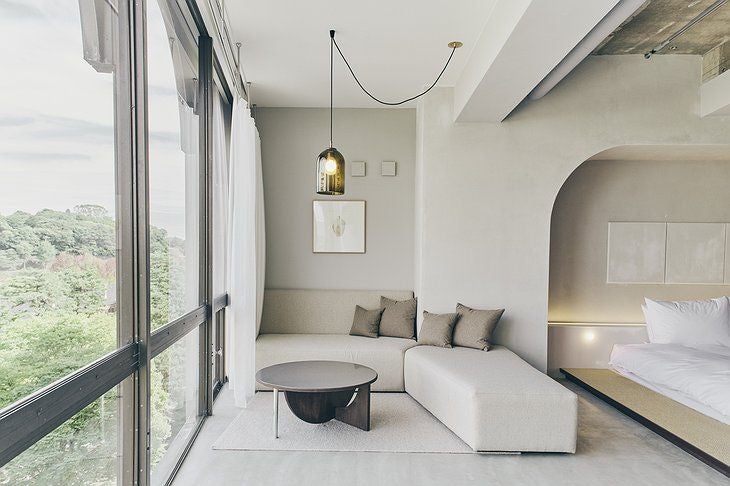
left=226, top=0, right=496, bottom=108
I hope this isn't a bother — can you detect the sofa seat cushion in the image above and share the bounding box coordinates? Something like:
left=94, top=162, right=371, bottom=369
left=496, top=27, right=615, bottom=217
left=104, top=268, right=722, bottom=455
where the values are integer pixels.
left=256, top=333, right=417, bottom=392
left=404, top=345, right=578, bottom=452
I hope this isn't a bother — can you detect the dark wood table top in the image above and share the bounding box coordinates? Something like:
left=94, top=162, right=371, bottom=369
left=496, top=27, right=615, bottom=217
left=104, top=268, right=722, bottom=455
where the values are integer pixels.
left=255, top=360, right=378, bottom=393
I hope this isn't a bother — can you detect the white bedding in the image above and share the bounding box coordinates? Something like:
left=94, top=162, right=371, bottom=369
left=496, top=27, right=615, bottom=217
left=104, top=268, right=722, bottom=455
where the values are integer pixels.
left=609, top=343, right=730, bottom=425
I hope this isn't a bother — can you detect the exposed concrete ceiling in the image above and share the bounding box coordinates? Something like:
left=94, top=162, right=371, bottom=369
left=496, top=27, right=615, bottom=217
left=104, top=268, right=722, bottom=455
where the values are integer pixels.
left=596, top=0, right=730, bottom=55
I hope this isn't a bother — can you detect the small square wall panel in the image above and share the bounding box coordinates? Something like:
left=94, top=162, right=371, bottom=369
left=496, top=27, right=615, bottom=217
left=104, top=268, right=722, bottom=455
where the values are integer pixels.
left=666, top=223, right=725, bottom=284
left=381, top=161, right=397, bottom=176
left=351, top=161, right=366, bottom=177
left=607, top=222, right=666, bottom=284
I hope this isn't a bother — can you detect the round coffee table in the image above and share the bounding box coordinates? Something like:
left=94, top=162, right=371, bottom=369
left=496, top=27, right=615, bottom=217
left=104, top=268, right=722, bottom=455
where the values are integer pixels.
left=255, top=360, right=378, bottom=438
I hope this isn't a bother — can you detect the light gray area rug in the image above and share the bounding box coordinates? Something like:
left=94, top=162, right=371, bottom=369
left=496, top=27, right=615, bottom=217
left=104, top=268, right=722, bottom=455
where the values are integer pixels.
left=213, top=392, right=473, bottom=453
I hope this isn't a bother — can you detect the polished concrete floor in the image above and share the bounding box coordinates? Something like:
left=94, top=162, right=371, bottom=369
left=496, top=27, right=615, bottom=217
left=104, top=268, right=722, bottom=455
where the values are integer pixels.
left=172, top=382, right=728, bottom=486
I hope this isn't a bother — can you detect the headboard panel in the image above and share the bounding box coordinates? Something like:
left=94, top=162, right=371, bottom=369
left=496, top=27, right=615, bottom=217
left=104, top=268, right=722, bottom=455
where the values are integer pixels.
left=260, top=289, right=414, bottom=334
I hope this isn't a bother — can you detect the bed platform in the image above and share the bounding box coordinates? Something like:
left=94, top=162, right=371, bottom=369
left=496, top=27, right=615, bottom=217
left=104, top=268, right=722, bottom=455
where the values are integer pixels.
left=561, top=368, right=729, bottom=477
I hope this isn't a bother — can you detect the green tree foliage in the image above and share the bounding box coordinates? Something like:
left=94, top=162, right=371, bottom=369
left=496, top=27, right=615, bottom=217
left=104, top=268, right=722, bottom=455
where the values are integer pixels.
left=0, top=270, right=69, bottom=320
left=0, top=208, right=188, bottom=484
left=0, top=209, right=115, bottom=271
left=0, top=312, right=116, bottom=407
left=59, top=268, right=107, bottom=315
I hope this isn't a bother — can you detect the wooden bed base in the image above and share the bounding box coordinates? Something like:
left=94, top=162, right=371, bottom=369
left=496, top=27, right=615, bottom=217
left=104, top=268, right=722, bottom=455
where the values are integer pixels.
left=561, top=368, right=729, bottom=478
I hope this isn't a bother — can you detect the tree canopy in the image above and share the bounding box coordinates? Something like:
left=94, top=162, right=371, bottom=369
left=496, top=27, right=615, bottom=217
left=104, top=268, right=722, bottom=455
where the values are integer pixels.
left=0, top=208, right=189, bottom=484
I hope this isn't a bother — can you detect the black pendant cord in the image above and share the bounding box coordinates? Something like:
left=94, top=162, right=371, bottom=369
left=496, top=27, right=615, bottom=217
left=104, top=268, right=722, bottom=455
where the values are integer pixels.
left=331, top=34, right=457, bottom=106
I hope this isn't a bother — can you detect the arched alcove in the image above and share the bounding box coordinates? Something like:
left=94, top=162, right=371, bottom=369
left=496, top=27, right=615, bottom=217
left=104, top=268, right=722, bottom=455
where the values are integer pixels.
left=547, top=145, right=730, bottom=373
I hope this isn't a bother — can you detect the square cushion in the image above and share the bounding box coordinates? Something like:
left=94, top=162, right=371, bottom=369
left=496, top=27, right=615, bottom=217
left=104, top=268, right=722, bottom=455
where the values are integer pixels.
left=349, top=305, right=383, bottom=338
left=379, top=296, right=417, bottom=339
left=644, top=297, right=730, bottom=347
left=418, top=311, right=459, bottom=348
left=453, top=303, right=504, bottom=350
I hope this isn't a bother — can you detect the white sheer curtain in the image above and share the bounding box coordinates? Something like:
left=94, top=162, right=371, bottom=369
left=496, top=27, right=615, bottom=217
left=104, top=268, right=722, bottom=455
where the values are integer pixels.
left=212, top=94, right=229, bottom=302
left=227, top=95, right=266, bottom=408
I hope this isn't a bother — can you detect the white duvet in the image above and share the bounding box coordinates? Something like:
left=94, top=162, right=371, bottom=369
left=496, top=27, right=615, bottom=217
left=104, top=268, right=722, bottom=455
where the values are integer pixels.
left=609, top=343, right=730, bottom=424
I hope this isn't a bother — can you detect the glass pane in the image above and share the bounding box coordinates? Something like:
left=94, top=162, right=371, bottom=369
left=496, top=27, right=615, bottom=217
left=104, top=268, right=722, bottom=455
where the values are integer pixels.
left=150, top=329, right=200, bottom=485
left=0, top=387, right=120, bottom=485
left=147, top=0, right=200, bottom=330
left=0, top=0, right=119, bottom=407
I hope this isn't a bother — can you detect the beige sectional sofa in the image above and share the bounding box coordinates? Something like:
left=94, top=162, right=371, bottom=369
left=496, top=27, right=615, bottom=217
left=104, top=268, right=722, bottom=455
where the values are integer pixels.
left=255, top=289, right=578, bottom=453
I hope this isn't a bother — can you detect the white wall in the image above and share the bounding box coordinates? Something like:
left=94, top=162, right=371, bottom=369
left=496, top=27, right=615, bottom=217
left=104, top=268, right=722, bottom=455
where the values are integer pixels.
left=548, top=324, right=648, bottom=375
left=257, top=108, right=415, bottom=290
left=415, top=55, right=730, bottom=371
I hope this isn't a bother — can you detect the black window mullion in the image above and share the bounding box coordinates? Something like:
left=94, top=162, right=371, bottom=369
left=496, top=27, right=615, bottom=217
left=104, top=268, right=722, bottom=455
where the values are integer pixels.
left=129, top=0, right=152, bottom=484
left=149, top=305, right=207, bottom=359
left=198, top=34, right=215, bottom=418
left=0, top=344, right=139, bottom=468
left=115, top=1, right=139, bottom=484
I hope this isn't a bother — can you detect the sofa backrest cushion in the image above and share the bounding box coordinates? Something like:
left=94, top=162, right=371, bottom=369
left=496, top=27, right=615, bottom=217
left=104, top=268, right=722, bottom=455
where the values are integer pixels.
left=260, top=289, right=414, bottom=335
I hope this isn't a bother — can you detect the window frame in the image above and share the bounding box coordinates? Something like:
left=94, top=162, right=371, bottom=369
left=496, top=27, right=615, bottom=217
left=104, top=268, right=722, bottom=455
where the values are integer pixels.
left=0, top=1, right=233, bottom=484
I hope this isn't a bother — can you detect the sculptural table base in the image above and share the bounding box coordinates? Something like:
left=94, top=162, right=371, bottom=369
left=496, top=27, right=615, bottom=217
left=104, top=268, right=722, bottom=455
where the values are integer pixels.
left=272, top=384, right=371, bottom=437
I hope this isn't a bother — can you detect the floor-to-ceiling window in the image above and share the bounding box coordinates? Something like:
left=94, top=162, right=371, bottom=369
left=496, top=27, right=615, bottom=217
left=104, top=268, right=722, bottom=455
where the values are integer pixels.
left=0, top=0, right=231, bottom=484
left=0, top=1, right=122, bottom=483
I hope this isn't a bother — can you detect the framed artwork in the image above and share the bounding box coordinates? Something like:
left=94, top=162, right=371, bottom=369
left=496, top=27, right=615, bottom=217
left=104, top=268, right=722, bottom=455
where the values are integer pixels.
left=312, top=200, right=366, bottom=253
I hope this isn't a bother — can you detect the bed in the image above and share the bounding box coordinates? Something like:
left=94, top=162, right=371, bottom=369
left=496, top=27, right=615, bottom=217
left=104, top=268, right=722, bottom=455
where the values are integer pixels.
left=563, top=297, right=730, bottom=476
left=609, top=343, right=730, bottom=425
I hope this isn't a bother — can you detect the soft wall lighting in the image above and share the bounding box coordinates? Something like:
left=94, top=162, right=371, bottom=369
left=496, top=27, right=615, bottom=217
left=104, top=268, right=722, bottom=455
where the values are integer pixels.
left=582, top=330, right=596, bottom=343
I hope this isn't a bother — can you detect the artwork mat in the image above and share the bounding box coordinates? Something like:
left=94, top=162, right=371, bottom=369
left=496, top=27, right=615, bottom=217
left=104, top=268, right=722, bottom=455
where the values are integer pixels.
left=312, top=200, right=366, bottom=254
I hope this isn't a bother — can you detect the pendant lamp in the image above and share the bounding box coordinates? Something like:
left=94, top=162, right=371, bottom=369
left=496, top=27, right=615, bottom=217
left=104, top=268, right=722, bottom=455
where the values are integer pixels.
left=315, top=29, right=462, bottom=194
left=316, top=30, right=345, bottom=195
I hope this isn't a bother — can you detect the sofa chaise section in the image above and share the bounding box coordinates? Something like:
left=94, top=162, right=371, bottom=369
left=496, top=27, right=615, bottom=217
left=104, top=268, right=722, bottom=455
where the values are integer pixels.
left=404, top=345, right=578, bottom=452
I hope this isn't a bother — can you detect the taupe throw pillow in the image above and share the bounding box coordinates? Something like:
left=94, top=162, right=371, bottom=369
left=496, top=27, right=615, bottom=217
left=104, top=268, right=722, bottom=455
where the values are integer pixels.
left=453, top=303, right=505, bottom=350
left=417, top=311, right=459, bottom=348
left=349, top=305, right=383, bottom=338
left=379, top=296, right=417, bottom=339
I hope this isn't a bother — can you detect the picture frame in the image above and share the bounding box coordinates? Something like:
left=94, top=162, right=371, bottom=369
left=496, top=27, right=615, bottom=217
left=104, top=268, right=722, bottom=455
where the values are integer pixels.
left=312, top=200, right=366, bottom=253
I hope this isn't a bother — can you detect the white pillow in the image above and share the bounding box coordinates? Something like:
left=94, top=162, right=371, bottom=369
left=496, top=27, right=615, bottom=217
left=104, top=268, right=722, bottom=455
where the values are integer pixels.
left=640, top=304, right=653, bottom=342
left=643, top=297, right=730, bottom=347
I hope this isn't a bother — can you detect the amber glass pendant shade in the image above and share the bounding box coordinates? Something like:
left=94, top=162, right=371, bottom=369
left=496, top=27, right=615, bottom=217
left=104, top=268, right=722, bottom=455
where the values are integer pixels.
left=316, top=30, right=345, bottom=195
left=316, top=146, right=345, bottom=195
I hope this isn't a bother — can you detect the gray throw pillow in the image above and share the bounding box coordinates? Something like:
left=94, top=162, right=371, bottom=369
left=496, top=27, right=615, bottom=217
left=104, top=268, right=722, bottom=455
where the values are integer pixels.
left=453, top=303, right=505, bottom=350
left=379, top=296, right=417, bottom=339
left=417, top=311, right=459, bottom=348
left=349, top=305, right=383, bottom=338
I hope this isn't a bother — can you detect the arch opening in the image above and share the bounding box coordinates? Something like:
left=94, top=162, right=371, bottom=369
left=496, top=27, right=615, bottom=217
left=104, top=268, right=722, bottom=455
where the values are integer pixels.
left=547, top=144, right=730, bottom=373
